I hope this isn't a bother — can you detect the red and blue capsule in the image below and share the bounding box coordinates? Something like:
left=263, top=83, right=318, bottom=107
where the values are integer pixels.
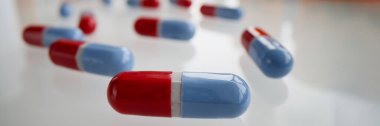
left=107, top=71, right=250, bottom=118
left=200, top=4, right=243, bottom=20
left=242, top=26, right=293, bottom=78
left=134, top=17, right=195, bottom=40
left=127, top=0, right=159, bottom=8
left=170, top=0, right=191, bottom=8
left=22, top=25, right=84, bottom=47
left=49, top=39, right=134, bottom=76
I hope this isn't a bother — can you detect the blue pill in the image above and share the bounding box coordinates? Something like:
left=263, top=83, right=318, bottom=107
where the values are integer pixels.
left=60, top=2, right=72, bottom=18
left=160, top=20, right=196, bottom=40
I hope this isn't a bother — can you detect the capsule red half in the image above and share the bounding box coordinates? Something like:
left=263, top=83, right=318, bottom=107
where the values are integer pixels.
left=170, top=0, right=191, bottom=8
left=23, top=25, right=45, bottom=46
left=78, top=11, right=96, bottom=35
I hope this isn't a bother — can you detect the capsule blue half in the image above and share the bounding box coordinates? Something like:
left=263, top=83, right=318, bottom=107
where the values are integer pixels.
left=181, top=72, right=250, bottom=118
left=43, top=27, right=84, bottom=47
left=248, top=36, right=293, bottom=78
left=160, top=20, right=196, bottom=40
left=216, top=7, right=243, bottom=20
left=77, top=43, right=134, bottom=76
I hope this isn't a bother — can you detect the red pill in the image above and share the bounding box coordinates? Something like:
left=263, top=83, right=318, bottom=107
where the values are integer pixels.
left=78, top=11, right=96, bottom=35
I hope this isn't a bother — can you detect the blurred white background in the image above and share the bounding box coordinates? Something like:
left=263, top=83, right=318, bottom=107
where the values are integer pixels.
left=1, top=0, right=380, bottom=126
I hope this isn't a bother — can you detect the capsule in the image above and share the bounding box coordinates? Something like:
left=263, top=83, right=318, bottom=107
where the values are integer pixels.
left=22, top=25, right=84, bottom=47
left=127, top=0, right=159, bottom=8
left=134, top=17, right=195, bottom=40
left=170, top=0, right=191, bottom=8
left=200, top=4, right=243, bottom=20
left=49, top=39, right=134, bottom=76
left=102, top=0, right=112, bottom=6
left=78, top=11, right=97, bottom=35
left=107, top=71, right=250, bottom=118
left=242, top=27, right=293, bottom=78
left=60, top=2, right=72, bottom=18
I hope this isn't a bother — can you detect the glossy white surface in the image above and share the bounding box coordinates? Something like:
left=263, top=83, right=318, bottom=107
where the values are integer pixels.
left=1, top=0, right=380, bottom=126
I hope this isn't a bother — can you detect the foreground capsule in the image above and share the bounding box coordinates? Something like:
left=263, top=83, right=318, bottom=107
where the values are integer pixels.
left=134, top=17, right=195, bottom=40
left=170, top=0, right=191, bottom=8
left=49, top=39, right=134, bottom=76
left=22, top=25, right=84, bottom=47
left=78, top=11, right=97, bottom=35
left=200, top=4, right=243, bottom=20
left=107, top=71, right=250, bottom=118
left=242, top=27, right=293, bottom=78
left=127, top=0, right=159, bottom=8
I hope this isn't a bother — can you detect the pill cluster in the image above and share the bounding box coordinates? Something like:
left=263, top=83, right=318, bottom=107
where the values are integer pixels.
left=23, top=0, right=294, bottom=119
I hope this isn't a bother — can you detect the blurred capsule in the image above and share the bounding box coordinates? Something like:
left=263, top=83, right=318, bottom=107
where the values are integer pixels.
left=102, top=0, right=112, bottom=5
left=134, top=17, right=195, bottom=40
left=60, top=2, right=72, bottom=18
left=22, top=25, right=84, bottom=47
left=78, top=11, right=97, bottom=35
left=170, top=0, right=191, bottom=8
left=127, top=0, right=159, bottom=8
left=200, top=4, right=242, bottom=20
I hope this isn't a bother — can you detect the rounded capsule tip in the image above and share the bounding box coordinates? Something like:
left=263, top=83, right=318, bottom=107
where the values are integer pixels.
left=181, top=72, right=250, bottom=118
left=79, top=12, right=96, bottom=35
left=134, top=17, right=159, bottom=37
left=60, top=2, right=72, bottom=18
left=262, top=49, right=294, bottom=78
left=22, top=25, right=45, bottom=46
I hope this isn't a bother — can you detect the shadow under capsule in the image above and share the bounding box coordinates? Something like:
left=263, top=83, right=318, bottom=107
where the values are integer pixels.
left=109, top=114, right=247, bottom=126
left=240, top=55, right=289, bottom=106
